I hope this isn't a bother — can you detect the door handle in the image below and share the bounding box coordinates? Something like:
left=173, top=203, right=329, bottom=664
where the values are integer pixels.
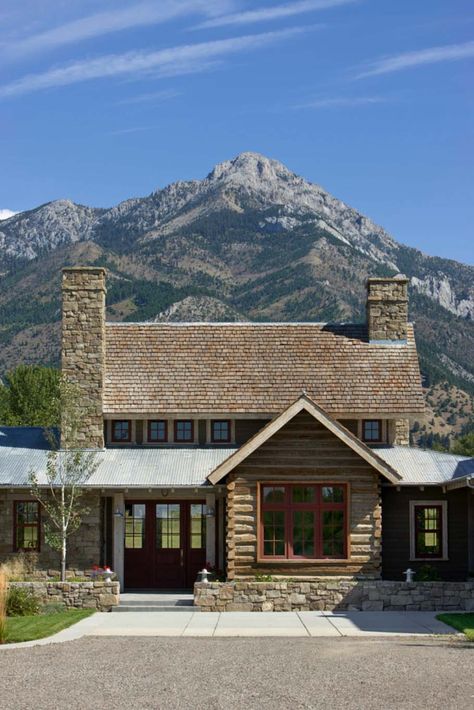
left=180, top=549, right=184, bottom=567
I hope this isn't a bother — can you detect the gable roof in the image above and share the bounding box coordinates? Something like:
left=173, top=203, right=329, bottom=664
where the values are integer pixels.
left=104, top=322, right=424, bottom=415
left=207, top=395, right=402, bottom=485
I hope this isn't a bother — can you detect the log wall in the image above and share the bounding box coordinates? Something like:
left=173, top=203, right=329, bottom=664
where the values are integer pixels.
left=226, top=411, right=382, bottom=579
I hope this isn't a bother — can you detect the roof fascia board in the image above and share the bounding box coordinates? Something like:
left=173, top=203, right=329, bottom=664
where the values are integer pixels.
left=207, top=396, right=401, bottom=485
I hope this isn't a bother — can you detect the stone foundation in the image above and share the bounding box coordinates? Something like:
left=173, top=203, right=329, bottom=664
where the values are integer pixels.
left=194, top=579, right=474, bottom=612
left=9, top=581, right=120, bottom=612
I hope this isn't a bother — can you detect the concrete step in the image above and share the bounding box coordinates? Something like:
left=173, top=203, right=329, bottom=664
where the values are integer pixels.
left=112, top=605, right=194, bottom=613
left=113, top=593, right=195, bottom=612
left=118, top=599, right=193, bottom=607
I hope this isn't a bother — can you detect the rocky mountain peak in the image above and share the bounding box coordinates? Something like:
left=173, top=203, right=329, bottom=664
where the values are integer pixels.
left=208, top=151, right=295, bottom=184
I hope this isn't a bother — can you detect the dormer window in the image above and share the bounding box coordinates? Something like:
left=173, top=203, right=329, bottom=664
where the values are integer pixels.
left=148, top=420, right=168, bottom=443
left=362, top=419, right=382, bottom=443
left=174, top=420, right=194, bottom=443
left=211, top=419, right=231, bottom=443
left=112, top=420, right=131, bottom=443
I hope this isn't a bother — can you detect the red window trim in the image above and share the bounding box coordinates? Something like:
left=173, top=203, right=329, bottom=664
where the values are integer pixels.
left=111, top=419, right=132, bottom=443
left=147, top=419, right=168, bottom=443
left=210, top=419, right=231, bottom=443
left=174, top=419, right=194, bottom=443
left=414, top=504, right=443, bottom=559
left=258, top=483, right=349, bottom=562
left=13, top=500, right=41, bottom=553
left=362, top=419, right=383, bottom=443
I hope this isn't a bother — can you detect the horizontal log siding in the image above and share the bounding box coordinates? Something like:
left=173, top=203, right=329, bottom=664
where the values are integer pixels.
left=227, top=412, right=381, bottom=579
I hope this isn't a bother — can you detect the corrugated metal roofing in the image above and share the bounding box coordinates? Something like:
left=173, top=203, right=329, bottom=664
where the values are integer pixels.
left=1, top=428, right=473, bottom=488
left=0, top=427, right=236, bottom=488
left=375, top=445, right=474, bottom=484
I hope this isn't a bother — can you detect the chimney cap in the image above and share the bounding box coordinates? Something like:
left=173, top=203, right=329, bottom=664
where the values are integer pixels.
left=366, top=275, right=408, bottom=284
left=62, top=266, right=106, bottom=275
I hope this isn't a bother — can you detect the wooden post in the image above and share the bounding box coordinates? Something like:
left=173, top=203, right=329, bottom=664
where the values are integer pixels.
left=113, top=492, right=125, bottom=588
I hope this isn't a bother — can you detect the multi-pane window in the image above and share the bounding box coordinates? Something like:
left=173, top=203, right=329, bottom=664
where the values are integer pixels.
left=112, top=420, right=131, bottom=442
left=190, top=504, right=206, bottom=549
left=156, top=503, right=180, bottom=549
left=174, top=420, right=194, bottom=442
left=414, top=505, right=443, bottom=558
left=148, top=420, right=167, bottom=443
left=124, top=503, right=145, bottom=549
left=260, top=484, right=347, bottom=559
left=211, top=420, right=231, bottom=443
left=15, top=501, right=40, bottom=551
left=362, top=420, right=382, bottom=442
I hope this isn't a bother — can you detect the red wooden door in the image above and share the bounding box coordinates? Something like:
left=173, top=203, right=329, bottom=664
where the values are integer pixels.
left=124, top=500, right=207, bottom=589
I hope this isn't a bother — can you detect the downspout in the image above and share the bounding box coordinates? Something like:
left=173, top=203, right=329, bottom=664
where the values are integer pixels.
left=466, top=476, right=474, bottom=489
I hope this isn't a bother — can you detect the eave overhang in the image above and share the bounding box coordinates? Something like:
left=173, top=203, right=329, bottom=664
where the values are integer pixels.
left=207, top=395, right=402, bottom=485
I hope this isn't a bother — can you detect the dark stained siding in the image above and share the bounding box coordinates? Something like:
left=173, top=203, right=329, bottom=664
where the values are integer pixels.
left=135, top=420, right=143, bottom=445
left=382, top=486, right=469, bottom=581
left=235, top=419, right=271, bottom=446
left=339, top=419, right=359, bottom=436
left=198, top=420, right=207, bottom=445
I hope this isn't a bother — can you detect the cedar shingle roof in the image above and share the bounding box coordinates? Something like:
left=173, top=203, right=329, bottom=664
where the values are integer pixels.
left=103, top=322, right=424, bottom=415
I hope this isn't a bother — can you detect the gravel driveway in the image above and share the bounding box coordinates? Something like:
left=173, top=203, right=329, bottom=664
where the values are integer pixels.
left=0, top=636, right=472, bottom=709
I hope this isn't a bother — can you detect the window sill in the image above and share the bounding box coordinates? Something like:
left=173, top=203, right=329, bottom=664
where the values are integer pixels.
left=409, top=557, right=449, bottom=562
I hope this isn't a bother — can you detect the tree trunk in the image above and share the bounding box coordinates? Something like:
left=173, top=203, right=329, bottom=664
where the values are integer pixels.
left=61, top=527, right=67, bottom=582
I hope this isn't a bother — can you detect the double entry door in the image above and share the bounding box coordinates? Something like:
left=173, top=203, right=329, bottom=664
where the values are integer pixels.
left=124, top=500, right=207, bottom=589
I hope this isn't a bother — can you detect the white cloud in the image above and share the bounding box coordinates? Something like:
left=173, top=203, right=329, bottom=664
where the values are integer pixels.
left=0, top=27, right=309, bottom=99
left=358, top=40, right=474, bottom=78
left=116, top=89, right=181, bottom=105
left=3, top=0, right=234, bottom=59
left=0, top=209, right=18, bottom=220
left=194, top=0, right=356, bottom=29
left=107, top=126, right=154, bottom=136
left=293, top=96, right=386, bottom=109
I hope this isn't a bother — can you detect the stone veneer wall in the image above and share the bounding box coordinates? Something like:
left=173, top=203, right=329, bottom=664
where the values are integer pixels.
left=366, top=277, right=408, bottom=342
left=61, top=267, right=106, bottom=448
left=9, top=581, right=119, bottom=611
left=394, top=419, right=410, bottom=446
left=194, top=580, right=474, bottom=612
left=0, top=491, right=102, bottom=570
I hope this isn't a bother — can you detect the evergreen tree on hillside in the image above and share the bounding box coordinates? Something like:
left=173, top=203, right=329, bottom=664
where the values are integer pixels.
left=0, top=365, right=60, bottom=427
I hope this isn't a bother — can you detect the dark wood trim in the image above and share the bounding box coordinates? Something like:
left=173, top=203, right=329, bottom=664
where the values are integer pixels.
left=211, top=419, right=231, bottom=443
left=414, top=503, right=443, bottom=559
left=147, top=419, right=168, bottom=443
left=111, top=419, right=132, bottom=443
left=174, top=419, right=194, bottom=443
left=258, top=482, right=348, bottom=562
left=13, top=500, right=41, bottom=552
left=361, top=419, right=383, bottom=443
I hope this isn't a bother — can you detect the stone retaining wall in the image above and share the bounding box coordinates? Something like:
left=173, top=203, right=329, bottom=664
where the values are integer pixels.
left=9, top=581, right=120, bottom=612
left=194, top=579, right=474, bottom=612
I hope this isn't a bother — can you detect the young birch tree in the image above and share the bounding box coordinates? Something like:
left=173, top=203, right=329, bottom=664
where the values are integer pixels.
left=29, top=378, right=99, bottom=582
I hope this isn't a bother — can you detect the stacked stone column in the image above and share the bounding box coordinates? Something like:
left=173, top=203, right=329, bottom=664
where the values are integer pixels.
left=61, top=267, right=106, bottom=448
left=366, top=277, right=408, bottom=343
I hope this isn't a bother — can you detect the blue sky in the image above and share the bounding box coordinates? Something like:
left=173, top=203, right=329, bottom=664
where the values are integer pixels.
left=0, top=0, right=472, bottom=264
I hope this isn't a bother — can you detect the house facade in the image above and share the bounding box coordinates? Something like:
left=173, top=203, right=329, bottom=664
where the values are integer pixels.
left=0, top=267, right=473, bottom=589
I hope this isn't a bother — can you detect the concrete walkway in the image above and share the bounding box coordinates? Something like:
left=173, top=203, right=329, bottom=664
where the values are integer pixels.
left=1, top=611, right=458, bottom=648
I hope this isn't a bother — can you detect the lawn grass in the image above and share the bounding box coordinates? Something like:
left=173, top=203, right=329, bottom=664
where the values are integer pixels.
left=3, top=609, right=95, bottom=644
left=437, top=613, right=474, bottom=640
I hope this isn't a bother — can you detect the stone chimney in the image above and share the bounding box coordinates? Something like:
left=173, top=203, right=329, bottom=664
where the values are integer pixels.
left=366, top=277, right=408, bottom=343
left=61, top=267, right=106, bottom=448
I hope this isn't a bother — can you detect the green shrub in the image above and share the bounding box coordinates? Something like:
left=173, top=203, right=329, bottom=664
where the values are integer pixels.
left=415, top=565, right=441, bottom=582
left=7, top=587, right=40, bottom=617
